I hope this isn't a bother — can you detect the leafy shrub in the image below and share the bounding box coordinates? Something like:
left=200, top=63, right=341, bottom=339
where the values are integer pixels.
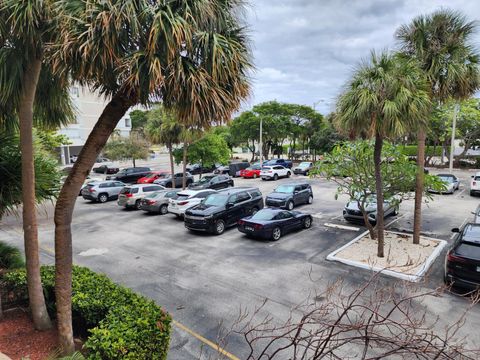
left=399, top=145, right=442, bottom=157
left=2, top=266, right=171, bottom=359
left=0, top=242, right=25, bottom=269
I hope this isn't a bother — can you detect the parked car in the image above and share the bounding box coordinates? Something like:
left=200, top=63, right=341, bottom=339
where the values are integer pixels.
left=81, top=180, right=126, bottom=203
left=117, top=184, right=165, bottom=210
left=293, top=161, right=314, bottom=176
left=140, top=189, right=180, bottom=214
left=239, top=163, right=262, bottom=179
left=472, top=204, right=480, bottom=224
left=186, top=163, right=217, bottom=175
left=470, top=172, right=480, bottom=196
left=153, top=172, right=194, bottom=188
left=137, top=170, right=170, bottom=184
left=184, top=187, right=264, bottom=235
left=260, top=165, right=291, bottom=181
left=79, top=176, right=103, bottom=196
left=92, top=164, right=120, bottom=174
left=444, top=223, right=480, bottom=290
left=429, top=173, right=460, bottom=194
left=168, top=189, right=217, bottom=217
left=108, top=167, right=151, bottom=183
left=343, top=195, right=399, bottom=224
left=237, top=208, right=312, bottom=241
left=188, top=175, right=234, bottom=190
left=214, top=162, right=250, bottom=177
left=265, top=183, right=313, bottom=210
left=263, top=158, right=293, bottom=168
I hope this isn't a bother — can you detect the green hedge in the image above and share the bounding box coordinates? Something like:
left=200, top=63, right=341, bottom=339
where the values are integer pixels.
left=2, top=266, right=171, bottom=360
left=399, top=145, right=442, bottom=157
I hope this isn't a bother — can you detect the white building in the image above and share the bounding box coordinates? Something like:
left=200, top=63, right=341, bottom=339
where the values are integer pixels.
left=57, top=85, right=132, bottom=164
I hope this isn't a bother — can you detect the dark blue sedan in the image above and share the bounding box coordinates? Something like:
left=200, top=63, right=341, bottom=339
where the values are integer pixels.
left=237, top=208, right=312, bottom=241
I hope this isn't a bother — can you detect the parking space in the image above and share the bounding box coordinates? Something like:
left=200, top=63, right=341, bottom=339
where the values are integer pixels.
left=1, top=164, right=480, bottom=358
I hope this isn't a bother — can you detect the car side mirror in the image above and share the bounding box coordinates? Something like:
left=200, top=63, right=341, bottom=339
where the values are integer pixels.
left=451, top=227, right=460, bottom=233
left=226, top=202, right=234, bottom=209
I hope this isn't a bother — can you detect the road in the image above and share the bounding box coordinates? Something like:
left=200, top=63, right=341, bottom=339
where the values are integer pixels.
left=1, top=157, right=480, bottom=358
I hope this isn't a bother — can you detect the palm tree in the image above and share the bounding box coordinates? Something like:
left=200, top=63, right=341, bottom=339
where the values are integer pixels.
left=336, top=51, right=430, bottom=257
left=52, top=0, right=252, bottom=353
left=396, top=10, right=480, bottom=244
left=145, top=106, right=182, bottom=186
left=0, top=0, right=74, bottom=331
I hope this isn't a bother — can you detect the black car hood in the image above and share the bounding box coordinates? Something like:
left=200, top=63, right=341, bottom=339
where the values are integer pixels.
left=266, top=192, right=291, bottom=200
left=186, top=203, right=223, bottom=216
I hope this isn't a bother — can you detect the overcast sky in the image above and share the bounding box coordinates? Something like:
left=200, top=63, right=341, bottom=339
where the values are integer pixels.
left=243, top=0, right=480, bottom=114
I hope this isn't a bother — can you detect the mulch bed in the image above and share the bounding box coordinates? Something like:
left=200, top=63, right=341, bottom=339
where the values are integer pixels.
left=0, top=308, right=59, bottom=360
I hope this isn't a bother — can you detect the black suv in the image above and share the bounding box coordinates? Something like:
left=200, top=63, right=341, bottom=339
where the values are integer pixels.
left=108, top=167, right=151, bottom=183
left=184, top=187, right=264, bottom=235
left=265, top=183, right=313, bottom=210
left=444, top=223, right=480, bottom=290
left=188, top=175, right=234, bottom=190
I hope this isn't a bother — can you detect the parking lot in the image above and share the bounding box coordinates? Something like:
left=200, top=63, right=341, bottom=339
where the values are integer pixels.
left=1, top=158, right=480, bottom=359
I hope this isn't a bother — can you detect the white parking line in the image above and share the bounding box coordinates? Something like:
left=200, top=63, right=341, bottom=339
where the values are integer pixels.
left=385, top=213, right=407, bottom=228
left=324, top=223, right=360, bottom=231
left=456, top=188, right=465, bottom=196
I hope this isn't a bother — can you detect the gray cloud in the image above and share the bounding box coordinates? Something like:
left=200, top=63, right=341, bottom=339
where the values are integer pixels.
left=243, top=0, right=480, bottom=114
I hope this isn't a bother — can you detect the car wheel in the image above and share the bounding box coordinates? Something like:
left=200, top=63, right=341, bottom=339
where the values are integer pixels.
left=135, top=200, right=142, bottom=210
left=159, top=204, right=168, bottom=215
left=470, top=190, right=476, bottom=196
left=273, top=174, right=278, bottom=181
left=392, top=206, right=399, bottom=216
left=305, top=171, right=309, bottom=176
left=272, top=227, right=282, bottom=241
left=187, top=180, right=193, bottom=186
left=251, top=207, right=259, bottom=215
left=302, top=216, right=312, bottom=229
left=286, top=200, right=294, bottom=210
left=98, top=193, right=108, bottom=203
left=166, top=182, right=173, bottom=188
left=286, top=171, right=291, bottom=178
left=307, top=195, right=313, bottom=204
left=214, top=219, right=225, bottom=235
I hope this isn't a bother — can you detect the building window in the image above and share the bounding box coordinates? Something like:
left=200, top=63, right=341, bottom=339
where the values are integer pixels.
left=125, top=118, right=131, bottom=127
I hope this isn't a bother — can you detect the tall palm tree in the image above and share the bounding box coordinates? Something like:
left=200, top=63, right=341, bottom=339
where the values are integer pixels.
left=396, top=10, right=480, bottom=244
left=336, top=51, right=430, bottom=257
left=52, top=0, right=252, bottom=353
left=0, top=0, right=74, bottom=330
left=145, top=106, right=182, bottom=186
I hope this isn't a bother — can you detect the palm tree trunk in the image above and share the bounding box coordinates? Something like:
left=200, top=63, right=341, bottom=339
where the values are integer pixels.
left=182, top=145, right=188, bottom=189
left=54, top=89, right=136, bottom=355
left=373, top=134, right=385, bottom=258
left=19, top=57, right=52, bottom=331
left=413, top=129, right=426, bottom=244
left=168, top=144, right=175, bottom=188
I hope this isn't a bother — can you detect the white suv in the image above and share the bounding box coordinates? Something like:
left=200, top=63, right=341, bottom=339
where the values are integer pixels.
left=260, top=165, right=291, bottom=181
left=168, top=189, right=217, bottom=217
left=117, top=184, right=165, bottom=209
left=470, top=172, right=480, bottom=196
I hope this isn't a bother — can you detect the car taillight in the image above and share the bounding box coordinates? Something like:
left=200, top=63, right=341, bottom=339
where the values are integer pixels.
left=473, top=181, right=477, bottom=186
left=238, top=220, right=245, bottom=225
left=125, top=193, right=133, bottom=198
left=88, top=188, right=94, bottom=192
left=447, top=252, right=467, bottom=263
left=177, top=201, right=189, bottom=205
left=254, top=224, right=263, bottom=230
left=147, top=200, right=156, bottom=205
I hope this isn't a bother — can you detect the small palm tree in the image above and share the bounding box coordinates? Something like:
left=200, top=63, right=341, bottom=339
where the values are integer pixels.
left=396, top=9, right=480, bottom=244
left=145, top=106, right=182, bottom=186
left=0, top=0, right=74, bottom=331
left=336, top=51, right=430, bottom=257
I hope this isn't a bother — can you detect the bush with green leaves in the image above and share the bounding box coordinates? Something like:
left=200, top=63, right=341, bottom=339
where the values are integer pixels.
left=2, top=266, right=171, bottom=359
left=399, top=145, right=442, bottom=157
left=0, top=241, right=24, bottom=269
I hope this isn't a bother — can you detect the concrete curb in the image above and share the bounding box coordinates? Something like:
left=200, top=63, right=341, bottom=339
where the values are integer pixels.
left=326, top=230, right=448, bottom=282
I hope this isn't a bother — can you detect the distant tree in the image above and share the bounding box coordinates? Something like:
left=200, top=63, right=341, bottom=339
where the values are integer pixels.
left=230, top=111, right=259, bottom=162
left=450, top=99, right=480, bottom=163
left=212, top=126, right=238, bottom=157
left=309, top=124, right=344, bottom=159
left=129, top=109, right=149, bottom=132
left=311, top=141, right=444, bottom=239
left=103, top=132, right=150, bottom=167
left=34, top=129, right=71, bottom=157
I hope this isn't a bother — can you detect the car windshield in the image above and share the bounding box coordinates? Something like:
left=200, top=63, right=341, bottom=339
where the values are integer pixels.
left=197, top=175, right=215, bottom=184
left=439, top=176, right=454, bottom=183
left=298, top=162, right=310, bottom=168
left=275, top=185, right=295, bottom=193
left=202, top=194, right=229, bottom=206
left=251, top=210, right=276, bottom=221
left=145, top=191, right=164, bottom=199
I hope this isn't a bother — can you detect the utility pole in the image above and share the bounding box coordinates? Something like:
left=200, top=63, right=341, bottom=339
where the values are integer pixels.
left=449, top=103, right=459, bottom=173
left=259, top=117, right=263, bottom=166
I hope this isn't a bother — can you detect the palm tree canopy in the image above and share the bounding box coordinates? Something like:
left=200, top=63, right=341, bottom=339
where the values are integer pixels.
left=335, top=51, right=431, bottom=139
left=396, top=9, right=480, bottom=102
left=0, top=0, right=75, bottom=132
left=145, top=105, right=182, bottom=146
left=53, top=0, right=253, bottom=127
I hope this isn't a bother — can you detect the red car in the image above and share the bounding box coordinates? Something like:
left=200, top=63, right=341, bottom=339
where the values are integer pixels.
left=240, top=164, right=262, bottom=179
left=137, top=170, right=170, bottom=184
